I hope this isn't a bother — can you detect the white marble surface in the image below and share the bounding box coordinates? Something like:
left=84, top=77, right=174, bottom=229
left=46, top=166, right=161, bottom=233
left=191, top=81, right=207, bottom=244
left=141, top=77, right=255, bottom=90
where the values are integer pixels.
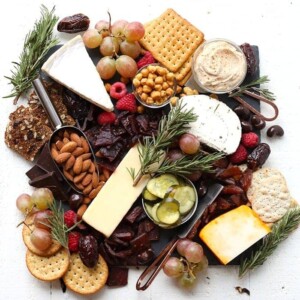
left=1, top=0, right=300, bottom=299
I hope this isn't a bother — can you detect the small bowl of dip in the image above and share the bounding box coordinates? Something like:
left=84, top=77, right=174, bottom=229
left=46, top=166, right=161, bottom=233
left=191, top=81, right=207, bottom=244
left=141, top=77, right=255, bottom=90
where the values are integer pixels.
left=192, top=38, right=247, bottom=94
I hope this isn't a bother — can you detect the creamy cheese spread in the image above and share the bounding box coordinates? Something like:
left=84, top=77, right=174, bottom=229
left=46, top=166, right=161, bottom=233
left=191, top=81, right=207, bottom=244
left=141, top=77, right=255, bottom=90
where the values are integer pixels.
left=193, top=40, right=247, bottom=93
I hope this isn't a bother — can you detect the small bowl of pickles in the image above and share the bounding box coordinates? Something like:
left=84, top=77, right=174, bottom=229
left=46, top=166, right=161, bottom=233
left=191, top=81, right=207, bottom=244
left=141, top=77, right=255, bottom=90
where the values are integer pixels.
left=142, top=173, right=198, bottom=229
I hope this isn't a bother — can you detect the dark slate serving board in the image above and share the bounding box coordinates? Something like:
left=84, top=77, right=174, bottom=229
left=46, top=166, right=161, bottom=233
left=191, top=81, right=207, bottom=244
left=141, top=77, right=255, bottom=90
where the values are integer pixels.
left=42, top=45, right=261, bottom=266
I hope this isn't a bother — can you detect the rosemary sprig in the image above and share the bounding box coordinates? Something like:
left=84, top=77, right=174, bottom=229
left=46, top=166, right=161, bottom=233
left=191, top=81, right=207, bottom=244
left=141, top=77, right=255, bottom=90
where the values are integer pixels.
left=4, top=5, right=59, bottom=103
left=156, top=151, right=224, bottom=176
left=239, top=207, right=300, bottom=277
left=137, top=102, right=197, bottom=178
left=229, top=75, right=276, bottom=101
left=48, top=200, right=68, bottom=249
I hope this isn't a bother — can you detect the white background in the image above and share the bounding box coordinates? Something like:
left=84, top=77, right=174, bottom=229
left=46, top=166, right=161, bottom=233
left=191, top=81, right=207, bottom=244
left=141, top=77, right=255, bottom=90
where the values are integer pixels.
left=1, top=0, right=300, bottom=299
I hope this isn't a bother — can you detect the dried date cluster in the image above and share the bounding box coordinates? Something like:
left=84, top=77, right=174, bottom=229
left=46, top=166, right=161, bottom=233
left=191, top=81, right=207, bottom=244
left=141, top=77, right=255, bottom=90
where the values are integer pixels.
left=57, top=13, right=90, bottom=33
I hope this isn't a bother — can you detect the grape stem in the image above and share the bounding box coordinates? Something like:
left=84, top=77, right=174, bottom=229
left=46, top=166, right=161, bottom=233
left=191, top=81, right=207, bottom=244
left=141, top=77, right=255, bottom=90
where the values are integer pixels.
left=180, top=257, right=196, bottom=279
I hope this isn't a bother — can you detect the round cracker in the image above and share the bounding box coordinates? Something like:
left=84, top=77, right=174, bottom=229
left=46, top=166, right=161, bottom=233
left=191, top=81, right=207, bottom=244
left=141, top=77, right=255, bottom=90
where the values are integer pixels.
left=63, top=253, right=108, bottom=295
left=26, top=248, right=70, bottom=281
left=22, top=214, right=61, bottom=257
left=247, top=168, right=291, bottom=223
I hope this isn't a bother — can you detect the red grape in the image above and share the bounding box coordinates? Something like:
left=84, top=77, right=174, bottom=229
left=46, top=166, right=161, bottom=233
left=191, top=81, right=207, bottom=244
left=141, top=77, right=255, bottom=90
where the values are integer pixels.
left=97, top=57, right=116, bottom=80
left=31, top=188, right=54, bottom=210
left=124, top=22, right=145, bottom=42
left=176, top=238, right=193, bottom=257
left=34, top=210, right=52, bottom=230
left=120, top=40, right=141, bottom=59
left=82, top=29, right=102, bottom=48
left=179, top=133, right=200, bottom=155
left=95, top=20, right=110, bottom=38
left=100, top=36, right=120, bottom=56
left=16, top=193, right=33, bottom=214
left=111, top=20, right=128, bottom=37
left=166, top=149, right=184, bottom=162
left=163, top=257, right=184, bottom=277
left=184, top=242, right=204, bottom=263
left=116, top=55, right=138, bottom=78
left=30, top=228, right=52, bottom=251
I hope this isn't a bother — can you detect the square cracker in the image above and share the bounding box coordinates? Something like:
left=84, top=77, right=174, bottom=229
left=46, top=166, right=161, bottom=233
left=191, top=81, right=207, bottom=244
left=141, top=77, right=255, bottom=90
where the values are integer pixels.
left=140, top=8, right=204, bottom=72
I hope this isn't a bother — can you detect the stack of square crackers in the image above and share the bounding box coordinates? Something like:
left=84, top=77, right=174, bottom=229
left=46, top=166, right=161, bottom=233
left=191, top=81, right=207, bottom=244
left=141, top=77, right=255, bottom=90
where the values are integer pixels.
left=140, top=8, right=204, bottom=86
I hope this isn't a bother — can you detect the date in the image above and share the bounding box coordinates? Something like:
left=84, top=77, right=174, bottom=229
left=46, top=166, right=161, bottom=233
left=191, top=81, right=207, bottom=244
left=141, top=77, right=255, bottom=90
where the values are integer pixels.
left=247, top=143, right=271, bottom=170
left=57, top=13, right=90, bottom=33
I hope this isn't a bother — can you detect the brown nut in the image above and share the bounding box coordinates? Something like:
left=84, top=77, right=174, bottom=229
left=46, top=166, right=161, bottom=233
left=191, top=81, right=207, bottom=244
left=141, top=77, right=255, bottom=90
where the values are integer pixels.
left=103, top=169, right=111, bottom=180
left=72, top=147, right=85, bottom=157
left=73, top=156, right=83, bottom=174
left=92, top=172, right=99, bottom=188
left=88, top=162, right=96, bottom=173
left=83, top=197, right=92, bottom=205
left=89, top=181, right=105, bottom=199
left=63, top=137, right=70, bottom=144
left=82, top=159, right=92, bottom=172
left=63, top=169, right=74, bottom=182
left=55, top=152, right=71, bottom=164
left=83, top=183, right=93, bottom=195
left=82, top=174, right=92, bottom=186
left=63, top=130, right=70, bottom=139
left=60, top=141, right=77, bottom=153
left=77, top=204, right=87, bottom=219
left=70, top=133, right=82, bottom=146
left=50, top=146, right=59, bottom=160
left=64, top=155, right=76, bottom=171
left=80, top=137, right=90, bottom=153
left=55, top=140, right=64, bottom=151
left=74, top=172, right=87, bottom=184
left=80, top=153, right=92, bottom=160
left=75, top=182, right=85, bottom=190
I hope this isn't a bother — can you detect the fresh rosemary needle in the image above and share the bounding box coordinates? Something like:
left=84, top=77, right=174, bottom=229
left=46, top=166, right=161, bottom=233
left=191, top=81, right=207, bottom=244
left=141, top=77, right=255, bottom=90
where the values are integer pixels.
left=239, top=207, right=300, bottom=278
left=4, top=5, right=59, bottom=103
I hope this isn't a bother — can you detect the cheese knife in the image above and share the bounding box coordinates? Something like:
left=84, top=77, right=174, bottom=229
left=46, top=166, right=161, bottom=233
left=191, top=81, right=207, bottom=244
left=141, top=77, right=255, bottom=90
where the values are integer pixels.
left=136, top=183, right=223, bottom=291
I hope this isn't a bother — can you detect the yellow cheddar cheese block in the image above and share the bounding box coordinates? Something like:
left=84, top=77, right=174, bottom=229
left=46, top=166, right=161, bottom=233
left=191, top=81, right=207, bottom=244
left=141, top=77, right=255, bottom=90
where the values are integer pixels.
left=199, top=205, right=271, bottom=265
left=82, top=145, right=150, bottom=237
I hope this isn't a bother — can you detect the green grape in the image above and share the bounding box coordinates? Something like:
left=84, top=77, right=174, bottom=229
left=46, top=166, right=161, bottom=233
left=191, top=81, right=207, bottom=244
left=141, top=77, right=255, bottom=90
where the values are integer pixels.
left=116, top=55, right=138, bottom=78
left=176, top=238, right=193, bottom=257
left=124, top=22, right=145, bottom=42
left=16, top=193, right=33, bottom=214
left=185, top=242, right=204, bottom=263
left=31, top=188, right=54, bottom=210
left=96, top=57, right=116, bottom=80
left=100, top=36, right=120, bottom=56
left=163, top=257, right=184, bottom=277
left=111, top=20, right=128, bottom=37
left=193, top=256, right=209, bottom=273
left=178, top=272, right=196, bottom=288
left=120, top=40, right=141, bottom=59
left=82, top=28, right=103, bottom=49
left=95, top=20, right=110, bottom=38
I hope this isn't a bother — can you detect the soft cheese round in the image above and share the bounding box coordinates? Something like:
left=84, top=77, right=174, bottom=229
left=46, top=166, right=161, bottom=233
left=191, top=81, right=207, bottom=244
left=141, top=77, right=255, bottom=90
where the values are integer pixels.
left=180, top=95, right=241, bottom=154
left=247, top=168, right=292, bottom=223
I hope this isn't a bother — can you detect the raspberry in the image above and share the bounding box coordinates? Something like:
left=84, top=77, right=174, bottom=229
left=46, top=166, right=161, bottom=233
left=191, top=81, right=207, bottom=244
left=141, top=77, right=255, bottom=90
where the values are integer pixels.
left=116, top=93, right=137, bottom=112
left=110, top=82, right=127, bottom=100
left=137, top=51, right=156, bottom=69
left=68, top=231, right=81, bottom=252
left=64, top=210, right=77, bottom=228
left=241, top=132, right=259, bottom=148
left=229, top=144, right=248, bottom=164
left=97, top=112, right=116, bottom=125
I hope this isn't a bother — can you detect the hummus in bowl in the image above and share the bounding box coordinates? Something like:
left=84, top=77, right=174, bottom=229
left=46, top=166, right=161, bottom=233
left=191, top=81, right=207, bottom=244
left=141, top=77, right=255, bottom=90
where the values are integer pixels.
left=192, top=39, right=247, bottom=93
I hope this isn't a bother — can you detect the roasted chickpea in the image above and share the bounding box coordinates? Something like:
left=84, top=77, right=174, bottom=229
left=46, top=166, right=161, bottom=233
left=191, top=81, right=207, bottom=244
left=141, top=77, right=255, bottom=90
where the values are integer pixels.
left=137, top=105, right=145, bottom=114
left=151, top=91, right=161, bottom=100
left=170, top=96, right=179, bottom=107
left=166, top=87, right=174, bottom=96
left=136, top=73, right=143, bottom=81
left=157, top=67, right=167, bottom=76
left=146, top=97, right=154, bottom=104
left=148, top=65, right=157, bottom=73
left=146, top=78, right=155, bottom=88
left=166, top=72, right=175, bottom=81
left=104, top=83, right=111, bottom=92
left=133, top=78, right=140, bottom=87
left=154, top=84, right=162, bottom=91
left=142, top=85, right=152, bottom=93
left=141, top=68, right=149, bottom=77
left=141, top=93, right=148, bottom=101
left=162, top=82, right=169, bottom=90
left=141, top=78, right=147, bottom=85
left=155, top=76, right=163, bottom=84
left=136, top=86, right=143, bottom=94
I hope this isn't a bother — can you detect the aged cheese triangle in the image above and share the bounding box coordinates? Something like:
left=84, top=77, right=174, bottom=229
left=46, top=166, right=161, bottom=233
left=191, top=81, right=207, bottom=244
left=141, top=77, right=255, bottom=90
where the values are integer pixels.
left=42, top=35, right=113, bottom=112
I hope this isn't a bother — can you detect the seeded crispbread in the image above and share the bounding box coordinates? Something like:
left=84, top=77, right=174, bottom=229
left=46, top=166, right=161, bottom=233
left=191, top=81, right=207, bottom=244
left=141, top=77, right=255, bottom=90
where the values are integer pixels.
left=63, top=253, right=108, bottom=295
left=140, top=8, right=204, bottom=72
left=22, top=214, right=62, bottom=257
left=247, top=168, right=292, bottom=223
left=26, top=248, right=70, bottom=281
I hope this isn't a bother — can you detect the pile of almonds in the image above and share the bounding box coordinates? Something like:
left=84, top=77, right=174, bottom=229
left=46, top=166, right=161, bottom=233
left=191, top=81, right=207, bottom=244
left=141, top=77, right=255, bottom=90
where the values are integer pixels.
left=50, top=129, right=105, bottom=206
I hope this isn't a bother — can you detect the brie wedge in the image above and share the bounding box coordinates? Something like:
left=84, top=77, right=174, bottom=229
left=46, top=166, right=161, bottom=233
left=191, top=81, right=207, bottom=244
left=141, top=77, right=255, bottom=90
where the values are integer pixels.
left=180, top=95, right=241, bottom=154
left=42, top=35, right=113, bottom=112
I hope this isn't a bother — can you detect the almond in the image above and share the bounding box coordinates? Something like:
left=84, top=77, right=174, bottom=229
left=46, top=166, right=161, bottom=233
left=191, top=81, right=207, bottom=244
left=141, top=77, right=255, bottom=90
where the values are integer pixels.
left=82, top=174, right=92, bottom=186
left=77, top=204, right=87, bottom=219
left=60, top=141, right=77, bottom=153
left=89, top=163, right=96, bottom=173
left=92, top=172, right=99, bottom=188
left=63, top=137, right=70, bottom=144
left=72, top=147, right=84, bottom=157
left=55, top=140, right=64, bottom=151
left=63, top=130, right=70, bottom=139
left=83, top=183, right=93, bottom=195
left=103, top=168, right=111, bottom=180
left=82, top=159, right=92, bottom=172
left=74, top=172, right=87, bottom=184
left=55, top=152, right=71, bottom=164
left=89, top=182, right=105, bottom=199
left=50, top=145, right=59, bottom=160
left=75, top=182, right=84, bottom=191
left=83, top=197, right=92, bottom=205
left=99, top=174, right=106, bottom=182
left=81, top=137, right=90, bottom=153
left=64, top=155, right=76, bottom=171
left=70, top=133, right=82, bottom=146
left=63, top=169, right=74, bottom=182
left=73, top=156, right=83, bottom=175
left=80, top=153, right=92, bottom=160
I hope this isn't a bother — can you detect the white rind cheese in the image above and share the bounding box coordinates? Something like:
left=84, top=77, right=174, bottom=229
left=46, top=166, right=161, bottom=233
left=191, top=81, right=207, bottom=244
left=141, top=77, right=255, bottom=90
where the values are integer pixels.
left=181, top=95, right=241, bottom=154
left=42, top=35, right=113, bottom=112
left=82, top=145, right=150, bottom=237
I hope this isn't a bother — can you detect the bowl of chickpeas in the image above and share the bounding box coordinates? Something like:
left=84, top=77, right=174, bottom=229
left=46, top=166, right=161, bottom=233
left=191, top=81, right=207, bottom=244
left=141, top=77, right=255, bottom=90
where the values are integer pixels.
left=132, top=64, right=177, bottom=108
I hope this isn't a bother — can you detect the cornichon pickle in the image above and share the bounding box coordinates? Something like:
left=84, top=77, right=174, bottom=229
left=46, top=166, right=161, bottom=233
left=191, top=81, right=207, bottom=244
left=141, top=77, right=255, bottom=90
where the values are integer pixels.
left=146, top=174, right=179, bottom=198
left=174, top=186, right=196, bottom=214
left=156, top=199, right=180, bottom=224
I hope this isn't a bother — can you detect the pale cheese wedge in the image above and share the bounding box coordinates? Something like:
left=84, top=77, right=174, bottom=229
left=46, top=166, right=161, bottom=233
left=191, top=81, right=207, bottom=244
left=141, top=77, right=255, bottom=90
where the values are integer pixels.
left=82, top=145, right=150, bottom=237
left=42, top=35, right=113, bottom=112
left=199, top=205, right=271, bottom=265
left=180, top=95, right=241, bottom=154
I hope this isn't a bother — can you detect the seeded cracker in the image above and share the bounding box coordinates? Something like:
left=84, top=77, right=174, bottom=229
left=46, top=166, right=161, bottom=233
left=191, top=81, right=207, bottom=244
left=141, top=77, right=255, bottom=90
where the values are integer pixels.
left=247, top=168, right=292, bottom=223
left=26, top=248, right=70, bottom=281
left=22, top=214, right=62, bottom=257
left=140, top=8, right=204, bottom=72
left=63, top=253, right=108, bottom=295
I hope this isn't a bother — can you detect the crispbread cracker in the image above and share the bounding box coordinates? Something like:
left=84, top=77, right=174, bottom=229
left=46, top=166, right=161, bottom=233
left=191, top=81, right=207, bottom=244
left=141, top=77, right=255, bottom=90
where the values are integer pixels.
left=174, top=56, right=192, bottom=82
left=63, top=253, right=108, bottom=295
left=140, top=8, right=204, bottom=72
left=22, top=214, right=61, bottom=257
left=26, top=248, right=70, bottom=281
left=247, top=168, right=292, bottom=223
left=178, top=70, right=192, bottom=86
